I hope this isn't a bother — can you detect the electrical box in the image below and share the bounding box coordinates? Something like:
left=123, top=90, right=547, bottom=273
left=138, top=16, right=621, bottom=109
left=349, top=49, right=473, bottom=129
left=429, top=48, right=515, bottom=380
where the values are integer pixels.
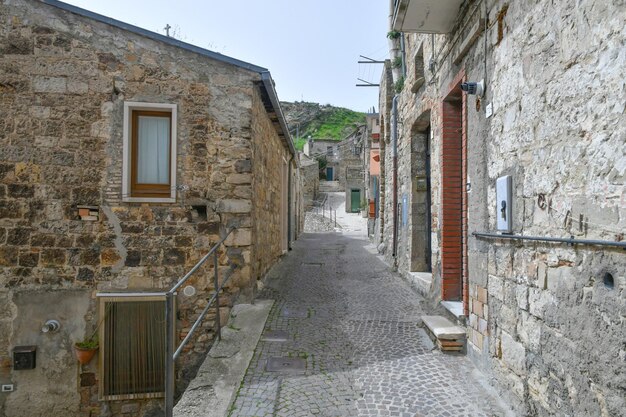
left=496, top=175, right=512, bottom=233
left=12, top=346, right=36, bottom=370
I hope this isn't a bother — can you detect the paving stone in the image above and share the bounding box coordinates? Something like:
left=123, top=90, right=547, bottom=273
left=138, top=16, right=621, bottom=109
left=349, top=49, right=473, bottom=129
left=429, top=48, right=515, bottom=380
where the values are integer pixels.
left=261, top=330, right=289, bottom=342
left=227, top=231, right=511, bottom=417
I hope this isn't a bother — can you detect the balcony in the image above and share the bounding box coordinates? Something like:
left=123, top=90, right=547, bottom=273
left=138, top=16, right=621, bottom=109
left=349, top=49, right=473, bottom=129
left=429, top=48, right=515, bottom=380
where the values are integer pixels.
left=392, top=0, right=464, bottom=33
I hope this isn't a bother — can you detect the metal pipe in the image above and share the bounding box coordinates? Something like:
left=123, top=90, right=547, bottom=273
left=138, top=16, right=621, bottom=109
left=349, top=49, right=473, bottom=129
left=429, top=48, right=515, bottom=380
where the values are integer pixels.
left=473, top=232, right=626, bottom=249
left=400, top=34, right=406, bottom=77
left=169, top=227, right=234, bottom=294
left=165, top=225, right=238, bottom=414
left=288, top=155, right=293, bottom=250
left=214, top=251, right=221, bottom=341
left=391, top=95, right=398, bottom=258
left=173, top=292, right=218, bottom=359
left=164, top=292, right=175, bottom=417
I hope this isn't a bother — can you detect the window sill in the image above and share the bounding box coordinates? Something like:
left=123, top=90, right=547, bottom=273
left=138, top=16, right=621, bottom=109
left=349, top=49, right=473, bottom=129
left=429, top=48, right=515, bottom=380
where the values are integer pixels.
left=123, top=197, right=176, bottom=203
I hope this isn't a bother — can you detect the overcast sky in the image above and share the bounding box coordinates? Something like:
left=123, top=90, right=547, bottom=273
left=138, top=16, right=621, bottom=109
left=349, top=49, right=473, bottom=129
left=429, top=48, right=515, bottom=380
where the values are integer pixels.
left=62, top=0, right=389, bottom=112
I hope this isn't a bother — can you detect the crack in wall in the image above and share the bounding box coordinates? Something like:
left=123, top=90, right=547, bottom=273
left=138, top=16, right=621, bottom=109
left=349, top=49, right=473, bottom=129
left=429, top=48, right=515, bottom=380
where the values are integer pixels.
left=101, top=205, right=127, bottom=272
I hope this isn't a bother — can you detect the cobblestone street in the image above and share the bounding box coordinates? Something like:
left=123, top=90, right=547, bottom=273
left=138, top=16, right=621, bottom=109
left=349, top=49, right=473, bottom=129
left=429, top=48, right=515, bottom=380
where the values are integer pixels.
left=229, top=212, right=512, bottom=417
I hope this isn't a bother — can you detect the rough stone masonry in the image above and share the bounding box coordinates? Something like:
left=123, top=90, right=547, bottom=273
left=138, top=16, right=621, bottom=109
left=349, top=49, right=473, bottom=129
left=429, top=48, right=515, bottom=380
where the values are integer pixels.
left=378, top=0, right=625, bottom=416
left=0, top=0, right=298, bottom=416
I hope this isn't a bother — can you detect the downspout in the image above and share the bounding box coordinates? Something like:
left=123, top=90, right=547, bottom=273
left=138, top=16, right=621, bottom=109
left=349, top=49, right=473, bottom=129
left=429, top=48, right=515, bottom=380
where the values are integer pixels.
left=391, top=95, right=398, bottom=260
left=400, top=34, right=406, bottom=78
left=287, top=155, right=293, bottom=250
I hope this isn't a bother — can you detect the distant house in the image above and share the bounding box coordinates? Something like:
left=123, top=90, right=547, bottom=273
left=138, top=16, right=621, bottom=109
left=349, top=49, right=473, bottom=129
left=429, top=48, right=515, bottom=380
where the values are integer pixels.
left=337, top=125, right=367, bottom=213
left=364, top=113, right=380, bottom=231
left=298, top=153, right=320, bottom=209
left=0, top=0, right=299, bottom=416
left=303, top=138, right=340, bottom=181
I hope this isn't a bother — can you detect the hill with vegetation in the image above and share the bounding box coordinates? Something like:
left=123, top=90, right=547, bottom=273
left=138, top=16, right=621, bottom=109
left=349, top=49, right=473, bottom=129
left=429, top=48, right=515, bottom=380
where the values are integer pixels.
left=280, top=101, right=366, bottom=150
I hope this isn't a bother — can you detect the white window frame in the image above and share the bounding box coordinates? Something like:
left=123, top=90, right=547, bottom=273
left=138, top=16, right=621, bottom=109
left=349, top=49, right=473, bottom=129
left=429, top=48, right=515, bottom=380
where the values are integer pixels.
left=122, top=102, right=178, bottom=203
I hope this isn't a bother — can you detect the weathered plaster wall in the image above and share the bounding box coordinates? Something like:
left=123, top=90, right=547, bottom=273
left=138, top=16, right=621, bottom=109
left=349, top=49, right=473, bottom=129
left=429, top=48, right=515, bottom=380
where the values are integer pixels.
left=0, top=0, right=290, bottom=415
left=2, top=290, right=90, bottom=417
left=379, top=0, right=625, bottom=415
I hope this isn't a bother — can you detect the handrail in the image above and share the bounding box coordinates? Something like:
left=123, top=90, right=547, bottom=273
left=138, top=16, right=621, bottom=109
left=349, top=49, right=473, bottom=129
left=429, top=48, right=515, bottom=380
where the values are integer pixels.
left=169, top=227, right=235, bottom=294
left=310, top=193, right=337, bottom=227
left=165, top=226, right=236, bottom=417
left=473, top=231, right=626, bottom=249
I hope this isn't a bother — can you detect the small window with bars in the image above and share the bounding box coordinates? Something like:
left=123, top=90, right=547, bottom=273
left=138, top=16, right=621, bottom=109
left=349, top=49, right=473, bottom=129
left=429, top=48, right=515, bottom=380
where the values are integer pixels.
left=98, top=294, right=168, bottom=400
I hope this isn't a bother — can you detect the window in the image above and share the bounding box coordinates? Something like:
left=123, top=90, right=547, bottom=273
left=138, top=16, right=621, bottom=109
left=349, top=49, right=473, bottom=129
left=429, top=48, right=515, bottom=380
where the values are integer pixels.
left=326, top=146, right=333, bottom=156
left=98, top=294, right=167, bottom=400
left=123, top=102, right=177, bottom=202
left=411, top=45, right=425, bottom=93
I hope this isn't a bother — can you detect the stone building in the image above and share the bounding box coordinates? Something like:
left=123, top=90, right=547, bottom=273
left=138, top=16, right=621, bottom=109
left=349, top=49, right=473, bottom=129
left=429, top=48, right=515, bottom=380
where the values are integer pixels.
left=337, top=125, right=366, bottom=213
left=303, top=138, right=340, bottom=181
left=0, top=0, right=299, bottom=416
left=379, top=0, right=625, bottom=415
left=364, top=113, right=381, bottom=233
left=298, top=152, right=319, bottom=209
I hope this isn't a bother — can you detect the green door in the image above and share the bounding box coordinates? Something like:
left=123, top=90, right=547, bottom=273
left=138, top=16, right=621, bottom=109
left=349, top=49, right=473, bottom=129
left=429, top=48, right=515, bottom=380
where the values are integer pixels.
left=350, top=189, right=360, bottom=213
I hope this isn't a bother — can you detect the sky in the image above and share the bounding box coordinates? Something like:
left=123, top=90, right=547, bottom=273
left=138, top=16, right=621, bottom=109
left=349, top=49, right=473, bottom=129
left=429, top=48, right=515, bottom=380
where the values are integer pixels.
left=62, top=0, right=390, bottom=113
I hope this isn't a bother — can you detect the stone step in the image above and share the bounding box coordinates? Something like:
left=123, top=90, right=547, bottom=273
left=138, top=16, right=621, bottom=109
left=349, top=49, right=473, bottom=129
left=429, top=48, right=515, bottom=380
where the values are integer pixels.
left=319, top=180, right=342, bottom=192
left=422, top=315, right=466, bottom=353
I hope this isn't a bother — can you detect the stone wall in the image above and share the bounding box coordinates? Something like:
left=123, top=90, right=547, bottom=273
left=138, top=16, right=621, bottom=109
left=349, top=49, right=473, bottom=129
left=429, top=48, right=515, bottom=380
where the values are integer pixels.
left=0, top=1, right=294, bottom=415
left=379, top=0, right=625, bottom=415
left=250, top=87, right=291, bottom=287
left=299, top=155, right=319, bottom=209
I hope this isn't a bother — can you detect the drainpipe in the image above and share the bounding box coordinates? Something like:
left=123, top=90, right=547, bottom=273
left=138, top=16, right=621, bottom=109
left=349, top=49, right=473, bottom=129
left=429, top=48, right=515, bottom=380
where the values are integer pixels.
left=391, top=95, right=398, bottom=259
left=400, top=34, right=406, bottom=78
left=288, top=155, right=293, bottom=250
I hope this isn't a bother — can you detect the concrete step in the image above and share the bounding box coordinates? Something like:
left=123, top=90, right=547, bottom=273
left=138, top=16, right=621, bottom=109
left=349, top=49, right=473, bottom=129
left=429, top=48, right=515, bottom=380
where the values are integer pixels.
left=174, top=300, right=274, bottom=417
left=319, top=180, right=342, bottom=192
left=422, top=315, right=466, bottom=353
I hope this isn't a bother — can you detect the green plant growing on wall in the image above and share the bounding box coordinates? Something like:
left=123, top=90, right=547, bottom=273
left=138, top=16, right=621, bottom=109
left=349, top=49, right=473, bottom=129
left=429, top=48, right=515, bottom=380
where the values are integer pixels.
left=387, top=30, right=401, bottom=39
left=391, top=56, right=403, bottom=69
left=394, top=76, right=405, bottom=93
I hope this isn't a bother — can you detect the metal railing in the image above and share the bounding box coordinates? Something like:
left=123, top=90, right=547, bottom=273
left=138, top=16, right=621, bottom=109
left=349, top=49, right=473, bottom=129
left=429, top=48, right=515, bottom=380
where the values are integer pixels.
left=311, top=194, right=337, bottom=227
left=164, top=226, right=236, bottom=417
left=473, top=231, right=626, bottom=249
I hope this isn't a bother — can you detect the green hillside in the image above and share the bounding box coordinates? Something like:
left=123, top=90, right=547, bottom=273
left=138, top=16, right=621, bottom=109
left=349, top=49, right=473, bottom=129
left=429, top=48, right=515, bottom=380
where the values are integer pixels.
left=280, top=102, right=366, bottom=150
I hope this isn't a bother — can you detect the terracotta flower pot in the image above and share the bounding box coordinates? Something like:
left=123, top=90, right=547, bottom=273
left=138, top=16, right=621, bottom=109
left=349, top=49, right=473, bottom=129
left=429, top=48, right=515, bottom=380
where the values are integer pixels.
left=73, top=344, right=98, bottom=365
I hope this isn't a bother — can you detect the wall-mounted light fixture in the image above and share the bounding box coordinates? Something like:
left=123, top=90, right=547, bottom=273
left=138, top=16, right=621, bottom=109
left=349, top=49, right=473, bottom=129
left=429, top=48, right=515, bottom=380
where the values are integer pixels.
left=41, top=320, right=60, bottom=333
left=461, top=79, right=485, bottom=97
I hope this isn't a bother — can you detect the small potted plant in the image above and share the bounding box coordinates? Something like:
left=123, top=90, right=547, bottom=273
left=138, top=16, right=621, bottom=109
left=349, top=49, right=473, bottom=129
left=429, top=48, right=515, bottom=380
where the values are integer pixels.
left=73, top=332, right=99, bottom=365
left=360, top=199, right=368, bottom=218
left=73, top=304, right=110, bottom=365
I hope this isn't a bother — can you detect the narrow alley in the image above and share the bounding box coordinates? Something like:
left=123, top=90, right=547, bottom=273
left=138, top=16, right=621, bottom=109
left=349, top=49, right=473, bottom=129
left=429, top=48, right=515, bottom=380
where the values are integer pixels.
left=227, top=197, right=511, bottom=417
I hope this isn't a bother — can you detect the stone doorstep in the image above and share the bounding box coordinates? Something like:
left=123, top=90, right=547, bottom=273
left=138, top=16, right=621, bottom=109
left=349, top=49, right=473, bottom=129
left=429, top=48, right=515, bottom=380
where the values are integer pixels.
left=440, top=300, right=466, bottom=326
left=422, top=315, right=466, bottom=341
left=405, top=271, right=433, bottom=297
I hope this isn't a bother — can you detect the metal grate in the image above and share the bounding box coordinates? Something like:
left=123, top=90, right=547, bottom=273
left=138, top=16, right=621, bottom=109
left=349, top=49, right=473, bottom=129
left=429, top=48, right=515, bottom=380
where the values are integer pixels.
left=281, top=307, right=309, bottom=318
left=261, top=330, right=289, bottom=342
left=266, top=357, right=306, bottom=373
